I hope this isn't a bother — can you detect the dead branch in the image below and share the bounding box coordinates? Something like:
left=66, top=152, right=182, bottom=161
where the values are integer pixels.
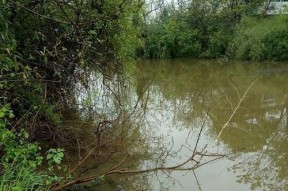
left=52, top=150, right=224, bottom=190
left=51, top=105, right=224, bottom=191
left=215, top=78, right=258, bottom=144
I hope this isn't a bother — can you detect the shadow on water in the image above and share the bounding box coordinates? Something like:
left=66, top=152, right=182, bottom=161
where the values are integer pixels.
left=60, top=59, right=288, bottom=191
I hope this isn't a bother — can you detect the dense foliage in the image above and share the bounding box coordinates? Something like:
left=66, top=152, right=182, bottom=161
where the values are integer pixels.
left=230, top=15, right=288, bottom=61
left=0, top=0, right=143, bottom=189
left=141, top=0, right=288, bottom=60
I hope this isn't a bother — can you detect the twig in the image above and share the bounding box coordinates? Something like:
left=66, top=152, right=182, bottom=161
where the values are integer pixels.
left=11, top=0, right=70, bottom=24
left=193, top=170, right=203, bottom=191
left=106, top=154, right=130, bottom=173
left=52, top=151, right=224, bottom=190
left=52, top=147, right=97, bottom=188
left=229, top=80, right=241, bottom=100
left=52, top=0, right=75, bottom=26
left=10, top=107, right=33, bottom=133
left=193, top=107, right=210, bottom=156
left=30, top=85, right=47, bottom=129
left=222, top=89, right=234, bottom=111
left=215, top=78, right=258, bottom=144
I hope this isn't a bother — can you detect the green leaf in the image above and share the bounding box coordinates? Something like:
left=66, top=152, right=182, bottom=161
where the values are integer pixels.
left=9, top=112, right=15, bottom=119
left=57, top=152, right=64, bottom=158
left=23, top=131, right=29, bottom=139
left=53, top=156, right=61, bottom=164
left=47, top=153, right=53, bottom=160
left=0, top=111, right=5, bottom=118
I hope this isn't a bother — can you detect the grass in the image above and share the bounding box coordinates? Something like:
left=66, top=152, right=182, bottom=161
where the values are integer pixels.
left=0, top=160, right=48, bottom=191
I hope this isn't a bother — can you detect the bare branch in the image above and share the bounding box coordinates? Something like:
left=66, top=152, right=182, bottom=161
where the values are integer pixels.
left=215, top=78, right=258, bottom=144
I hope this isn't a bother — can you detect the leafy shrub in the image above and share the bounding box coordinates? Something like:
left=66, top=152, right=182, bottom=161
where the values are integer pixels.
left=0, top=105, right=65, bottom=190
left=0, top=105, right=47, bottom=191
left=230, top=15, right=288, bottom=61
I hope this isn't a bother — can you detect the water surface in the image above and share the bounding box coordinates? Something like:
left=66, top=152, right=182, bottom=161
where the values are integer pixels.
left=134, top=59, right=288, bottom=191
left=68, top=59, right=288, bottom=191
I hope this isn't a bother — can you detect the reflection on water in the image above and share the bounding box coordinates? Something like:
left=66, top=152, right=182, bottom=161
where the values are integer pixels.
left=135, top=59, right=288, bottom=191
left=66, top=59, right=288, bottom=190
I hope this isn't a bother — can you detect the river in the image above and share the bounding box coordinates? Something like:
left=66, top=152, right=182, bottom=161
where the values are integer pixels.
left=64, top=59, right=288, bottom=191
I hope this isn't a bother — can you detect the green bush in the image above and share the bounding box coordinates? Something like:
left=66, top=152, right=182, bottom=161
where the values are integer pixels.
left=262, top=29, right=288, bottom=60
left=0, top=0, right=144, bottom=188
left=0, top=105, right=47, bottom=191
left=202, top=30, right=232, bottom=58
left=230, top=15, right=288, bottom=61
left=0, top=104, right=65, bottom=190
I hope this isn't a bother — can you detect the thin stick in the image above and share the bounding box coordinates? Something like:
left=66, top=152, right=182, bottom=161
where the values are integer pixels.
left=193, top=170, right=203, bottom=191
left=52, top=147, right=97, bottom=188
left=215, top=79, right=258, bottom=144
left=193, top=107, right=210, bottom=156
left=30, top=85, right=47, bottom=129
left=229, top=81, right=241, bottom=100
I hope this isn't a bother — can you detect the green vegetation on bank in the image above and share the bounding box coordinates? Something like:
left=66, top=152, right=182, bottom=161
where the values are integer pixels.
left=230, top=15, right=288, bottom=61
left=141, top=0, right=288, bottom=61
left=0, top=0, right=142, bottom=190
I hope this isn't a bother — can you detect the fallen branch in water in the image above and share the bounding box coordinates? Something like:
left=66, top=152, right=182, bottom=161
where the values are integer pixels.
left=51, top=151, right=224, bottom=190
left=215, top=78, right=258, bottom=144
left=51, top=108, right=225, bottom=191
left=52, top=147, right=97, bottom=188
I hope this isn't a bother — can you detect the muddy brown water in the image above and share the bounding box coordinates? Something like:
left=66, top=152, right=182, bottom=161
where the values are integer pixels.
left=67, top=59, right=288, bottom=191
